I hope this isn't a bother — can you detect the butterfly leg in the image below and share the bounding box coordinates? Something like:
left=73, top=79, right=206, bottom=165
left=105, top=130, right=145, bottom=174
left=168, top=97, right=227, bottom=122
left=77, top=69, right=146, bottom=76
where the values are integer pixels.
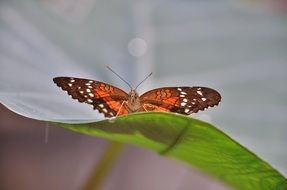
left=142, top=103, right=170, bottom=112
left=142, top=104, right=157, bottom=112
left=142, top=104, right=149, bottom=112
left=116, top=101, right=127, bottom=116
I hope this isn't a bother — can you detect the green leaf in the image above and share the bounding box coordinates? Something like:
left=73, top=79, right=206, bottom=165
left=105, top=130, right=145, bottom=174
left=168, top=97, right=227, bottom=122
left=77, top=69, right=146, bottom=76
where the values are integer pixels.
left=52, top=112, right=287, bottom=190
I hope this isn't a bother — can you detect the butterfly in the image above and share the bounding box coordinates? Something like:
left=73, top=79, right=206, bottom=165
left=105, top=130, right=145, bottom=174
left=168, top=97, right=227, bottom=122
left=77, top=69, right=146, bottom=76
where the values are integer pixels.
left=53, top=68, right=221, bottom=118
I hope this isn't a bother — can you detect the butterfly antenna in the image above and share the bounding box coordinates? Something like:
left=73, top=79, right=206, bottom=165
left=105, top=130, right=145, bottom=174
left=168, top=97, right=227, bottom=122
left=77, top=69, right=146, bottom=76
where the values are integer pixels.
left=135, top=72, right=153, bottom=90
left=106, top=66, right=133, bottom=89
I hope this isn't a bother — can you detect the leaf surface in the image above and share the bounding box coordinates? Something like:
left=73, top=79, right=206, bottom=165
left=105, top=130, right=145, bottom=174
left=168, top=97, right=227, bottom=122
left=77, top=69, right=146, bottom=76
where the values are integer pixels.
left=52, top=112, right=287, bottom=190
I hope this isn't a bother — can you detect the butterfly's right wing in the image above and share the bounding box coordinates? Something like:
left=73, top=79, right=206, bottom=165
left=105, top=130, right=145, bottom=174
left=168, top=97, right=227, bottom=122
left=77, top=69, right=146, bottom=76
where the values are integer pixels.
left=53, top=77, right=129, bottom=117
left=140, top=87, right=221, bottom=115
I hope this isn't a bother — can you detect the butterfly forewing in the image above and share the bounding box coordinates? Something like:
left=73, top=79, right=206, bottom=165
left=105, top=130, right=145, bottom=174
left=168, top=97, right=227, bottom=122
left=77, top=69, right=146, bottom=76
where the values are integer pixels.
left=140, top=87, right=221, bottom=115
left=53, top=77, right=129, bottom=117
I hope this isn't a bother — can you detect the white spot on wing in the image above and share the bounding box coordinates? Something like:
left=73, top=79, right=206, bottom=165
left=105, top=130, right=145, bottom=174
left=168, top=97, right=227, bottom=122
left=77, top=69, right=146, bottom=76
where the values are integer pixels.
left=99, top=104, right=104, bottom=108
left=102, top=108, right=108, bottom=113
left=197, top=91, right=203, bottom=96
left=85, top=83, right=91, bottom=86
left=89, top=93, right=94, bottom=97
left=80, top=91, right=84, bottom=94
left=180, top=94, right=185, bottom=97
left=202, top=97, right=207, bottom=101
left=180, top=91, right=187, bottom=95
left=87, top=99, right=93, bottom=103
left=177, top=88, right=182, bottom=91
left=68, top=83, right=72, bottom=87
left=184, top=108, right=190, bottom=113
left=70, top=79, right=75, bottom=83
left=181, top=102, right=187, bottom=106
left=183, top=98, right=188, bottom=102
left=86, top=89, right=91, bottom=92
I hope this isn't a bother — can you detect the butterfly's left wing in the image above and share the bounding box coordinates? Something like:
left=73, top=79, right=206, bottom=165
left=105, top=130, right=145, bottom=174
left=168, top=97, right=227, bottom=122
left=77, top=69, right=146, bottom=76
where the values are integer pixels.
left=140, top=87, right=221, bottom=115
left=53, top=77, right=129, bottom=117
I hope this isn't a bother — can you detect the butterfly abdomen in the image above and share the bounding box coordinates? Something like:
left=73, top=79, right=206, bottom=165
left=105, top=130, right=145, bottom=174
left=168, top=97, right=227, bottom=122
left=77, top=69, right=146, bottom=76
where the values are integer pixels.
left=126, top=90, right=141, bottom=112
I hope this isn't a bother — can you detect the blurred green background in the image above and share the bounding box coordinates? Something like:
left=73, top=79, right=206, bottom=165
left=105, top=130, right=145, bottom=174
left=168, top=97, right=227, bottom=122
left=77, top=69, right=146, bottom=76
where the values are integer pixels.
left=0, top=0, right=286, bottom=190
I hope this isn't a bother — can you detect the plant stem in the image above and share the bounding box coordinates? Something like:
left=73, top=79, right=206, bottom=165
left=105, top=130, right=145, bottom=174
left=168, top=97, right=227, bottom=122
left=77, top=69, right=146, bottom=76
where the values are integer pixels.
left=83, top=141, right=124, bottom=190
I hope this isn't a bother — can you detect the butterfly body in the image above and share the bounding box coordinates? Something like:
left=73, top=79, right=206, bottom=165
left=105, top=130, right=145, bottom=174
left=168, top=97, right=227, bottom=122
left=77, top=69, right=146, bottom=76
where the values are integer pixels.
left=53, top=77, right=221, bottom=118
left=126, top=90, right=141, bottom=112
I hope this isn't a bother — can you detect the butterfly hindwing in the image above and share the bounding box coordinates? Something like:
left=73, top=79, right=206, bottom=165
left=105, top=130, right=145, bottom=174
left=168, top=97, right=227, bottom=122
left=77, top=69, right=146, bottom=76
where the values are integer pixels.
left=53, top=77, right=129, bottom=117
left=140, top=87, right=221, bottom=115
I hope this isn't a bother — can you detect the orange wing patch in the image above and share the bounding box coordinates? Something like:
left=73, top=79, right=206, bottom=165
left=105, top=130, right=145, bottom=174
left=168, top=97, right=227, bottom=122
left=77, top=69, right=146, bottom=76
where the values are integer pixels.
left=140, top=88, right=181, bottom=110
left=106, top=100, right=128, bottom=116
left=93, top=90, right=110, bottom=98
left=162, top=97, right=179, bottom=106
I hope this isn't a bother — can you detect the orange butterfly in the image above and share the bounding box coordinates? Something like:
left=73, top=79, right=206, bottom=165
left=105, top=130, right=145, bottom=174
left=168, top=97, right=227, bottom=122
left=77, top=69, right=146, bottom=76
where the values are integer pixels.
left=53, top=67, right=221, bottom=118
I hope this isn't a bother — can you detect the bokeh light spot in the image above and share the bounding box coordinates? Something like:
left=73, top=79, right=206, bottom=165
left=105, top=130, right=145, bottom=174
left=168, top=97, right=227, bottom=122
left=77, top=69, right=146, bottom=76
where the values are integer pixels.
left=127, top=38, right=147, bottom=57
